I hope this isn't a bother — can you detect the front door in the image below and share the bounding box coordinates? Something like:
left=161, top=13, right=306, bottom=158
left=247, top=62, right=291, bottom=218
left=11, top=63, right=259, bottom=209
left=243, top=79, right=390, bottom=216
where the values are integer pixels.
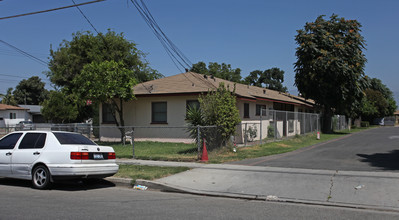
left=0, top=133, right=23, bottom=176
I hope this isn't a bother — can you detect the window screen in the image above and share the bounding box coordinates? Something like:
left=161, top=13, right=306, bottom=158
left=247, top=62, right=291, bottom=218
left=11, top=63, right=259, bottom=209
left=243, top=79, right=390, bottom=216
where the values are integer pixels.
left=152, top=102, right=167, bottom=123
left=244, top=103, right=249, bottom=118
left=102, top=103, right=116, bottom=123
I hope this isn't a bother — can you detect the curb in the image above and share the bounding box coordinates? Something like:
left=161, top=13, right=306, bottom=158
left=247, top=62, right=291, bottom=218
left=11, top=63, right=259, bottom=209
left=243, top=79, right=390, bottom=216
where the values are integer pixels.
left=107, top=177, right=399, bottom=213
left=105, top=177, right=133, bottom=188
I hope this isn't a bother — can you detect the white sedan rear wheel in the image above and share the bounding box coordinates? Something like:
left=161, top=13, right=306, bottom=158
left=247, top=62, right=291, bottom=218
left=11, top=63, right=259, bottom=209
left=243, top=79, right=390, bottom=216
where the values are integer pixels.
left=32, top=165, right=51, bottom=189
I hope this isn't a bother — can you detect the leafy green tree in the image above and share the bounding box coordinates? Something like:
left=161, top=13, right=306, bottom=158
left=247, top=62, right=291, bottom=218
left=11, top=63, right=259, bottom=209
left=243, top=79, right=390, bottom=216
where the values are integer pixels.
left=1, top=88, right=17, bottom=106
left=186, top=83, right=241, bottom=149
left=358, top=78, right=397, bottom=121
left=294, top=14, right=367, bottom=132
left=191, top=61, right=242, bottom=83
left=45, top=30, right=161, bottom=123
left=41, top=91, right=79, bottom=123
left=13, top=76, right=49, bottom=105
left=243, top=68, right=288, bottom=92
left=73, top=60, right=137, bottom=140
left=368, top=78, right=397, bottom=115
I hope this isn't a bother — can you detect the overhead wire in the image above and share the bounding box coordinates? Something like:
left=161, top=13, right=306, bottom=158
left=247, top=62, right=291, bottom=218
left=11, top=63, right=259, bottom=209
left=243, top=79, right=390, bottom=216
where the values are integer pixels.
left=130, top=0, right=184, bottom=72
left=0, top=40, right=48, bottom=66
left=139, top=0, right=192, bottom=68
left=0, top=0, right=106, bottom=20
left=130, top=0, right=192, bottom=72
left=71, top=0, right=101, bottom=35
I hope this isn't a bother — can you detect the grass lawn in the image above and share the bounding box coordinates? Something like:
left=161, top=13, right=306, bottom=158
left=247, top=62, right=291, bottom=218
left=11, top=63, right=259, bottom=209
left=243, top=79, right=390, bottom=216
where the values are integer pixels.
left=113, top=165, right=190, bottom=183
left=98, top=126, right=375, bottom=163
left=100, top=141, right=198, bottom=161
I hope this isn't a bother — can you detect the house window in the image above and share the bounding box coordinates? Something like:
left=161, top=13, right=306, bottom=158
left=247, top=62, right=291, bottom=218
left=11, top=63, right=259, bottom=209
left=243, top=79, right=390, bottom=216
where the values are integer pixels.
left=9, top=113, right=16, bottom=119
left=273, top=103, right=294, bottom=112
left=256, top=104, right=266, bottom=116
left=186, top=100, right=200, bottom=113
left=102, top=103, right=116, bottom=124
left=244, top=103, right=249, bottom=118
left=152, top=102, right=167, bottom=123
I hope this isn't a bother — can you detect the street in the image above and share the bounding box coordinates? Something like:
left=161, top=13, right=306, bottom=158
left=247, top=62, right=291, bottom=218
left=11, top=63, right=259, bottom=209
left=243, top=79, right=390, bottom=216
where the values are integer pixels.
left=233, top=127, right=399, bottom=171
left=0, top=179, right=398, bottom=220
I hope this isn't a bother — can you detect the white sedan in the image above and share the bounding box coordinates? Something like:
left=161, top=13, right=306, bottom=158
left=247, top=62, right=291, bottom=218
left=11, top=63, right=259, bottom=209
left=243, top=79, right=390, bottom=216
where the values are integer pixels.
left=0, top=131, right=119, bottom=189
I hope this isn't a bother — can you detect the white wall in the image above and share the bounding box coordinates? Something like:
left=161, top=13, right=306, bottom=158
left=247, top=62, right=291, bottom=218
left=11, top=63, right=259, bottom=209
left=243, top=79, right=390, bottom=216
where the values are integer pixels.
left=99, top=95, right=199, bottom=140
left=0, top=110, right=27, bottom=127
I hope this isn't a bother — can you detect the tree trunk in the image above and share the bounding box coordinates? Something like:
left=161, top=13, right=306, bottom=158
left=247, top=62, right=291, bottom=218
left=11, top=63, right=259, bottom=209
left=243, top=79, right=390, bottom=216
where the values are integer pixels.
left=322, top=107, right=333, bottom=133
left=117, top=99, right=125, bottom=142
left=110, top=99, right=125, bottom=142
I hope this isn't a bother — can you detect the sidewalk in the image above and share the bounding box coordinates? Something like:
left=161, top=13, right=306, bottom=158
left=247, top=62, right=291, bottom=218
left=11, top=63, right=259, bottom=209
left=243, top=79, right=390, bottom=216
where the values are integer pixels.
left=112, top=159, right=399, bottom=212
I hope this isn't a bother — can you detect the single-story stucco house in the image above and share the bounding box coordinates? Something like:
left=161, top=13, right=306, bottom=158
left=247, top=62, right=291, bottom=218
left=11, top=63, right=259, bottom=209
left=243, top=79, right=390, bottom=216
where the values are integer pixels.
left=99, top=72, right=317, bottom=143
left=0, top=104, right=29, bottom=127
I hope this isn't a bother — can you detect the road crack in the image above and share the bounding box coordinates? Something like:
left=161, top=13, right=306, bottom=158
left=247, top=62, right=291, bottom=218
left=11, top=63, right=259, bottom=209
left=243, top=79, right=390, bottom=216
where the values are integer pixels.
left=327, top=170, right=338, bottom=202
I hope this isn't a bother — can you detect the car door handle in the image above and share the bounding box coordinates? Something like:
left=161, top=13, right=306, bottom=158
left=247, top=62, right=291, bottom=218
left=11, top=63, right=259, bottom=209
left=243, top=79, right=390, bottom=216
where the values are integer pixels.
left=6, top=152, right=12, bottom=156
left=33, top=152, right=40, bottom=155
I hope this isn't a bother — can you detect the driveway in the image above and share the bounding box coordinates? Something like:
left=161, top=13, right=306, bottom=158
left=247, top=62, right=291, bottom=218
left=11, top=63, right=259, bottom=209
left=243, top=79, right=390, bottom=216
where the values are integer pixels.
left=232, top=126, right=399, bottom=172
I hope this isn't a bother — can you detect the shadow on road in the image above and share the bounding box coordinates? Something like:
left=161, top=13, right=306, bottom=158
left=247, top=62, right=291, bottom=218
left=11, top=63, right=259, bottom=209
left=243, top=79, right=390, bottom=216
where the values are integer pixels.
left=357, top=150, right=399, bottom=170
left=0, top=178, right=116, bottom=191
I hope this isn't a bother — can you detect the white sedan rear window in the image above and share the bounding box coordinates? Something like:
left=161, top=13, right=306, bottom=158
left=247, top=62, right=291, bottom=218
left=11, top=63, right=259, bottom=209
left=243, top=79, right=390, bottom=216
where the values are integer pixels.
left=53, top=133, right=96, bottom=145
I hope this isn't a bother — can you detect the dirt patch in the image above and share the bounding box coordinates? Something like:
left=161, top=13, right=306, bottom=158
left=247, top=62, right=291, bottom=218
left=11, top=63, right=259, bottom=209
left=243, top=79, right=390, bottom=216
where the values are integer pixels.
left=276, top=143, right=290, bottom=147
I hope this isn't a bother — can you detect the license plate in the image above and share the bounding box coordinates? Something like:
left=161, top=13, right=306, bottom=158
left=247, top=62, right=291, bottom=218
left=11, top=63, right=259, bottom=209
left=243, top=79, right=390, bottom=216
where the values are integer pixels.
left=93, top=153, right=104, bottom=160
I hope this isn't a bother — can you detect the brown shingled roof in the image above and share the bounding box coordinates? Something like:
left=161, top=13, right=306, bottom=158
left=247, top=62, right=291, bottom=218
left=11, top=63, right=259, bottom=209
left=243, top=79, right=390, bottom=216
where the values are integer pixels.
left=133, top=72, right=315, bottom=107
left=0, top=104, right=26, bottom=110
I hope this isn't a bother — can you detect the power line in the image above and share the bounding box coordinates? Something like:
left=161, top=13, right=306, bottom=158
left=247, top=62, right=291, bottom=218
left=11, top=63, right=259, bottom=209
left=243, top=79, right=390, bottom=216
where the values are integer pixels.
left=130, top=0, right=192, bottom=72
left=0, top=0, right=106, bottom=20
left=71, top=0, right=101, bottom=35
left=0, top=40, right=48, bottom=66
left=0, top=73, right=51, bottom=82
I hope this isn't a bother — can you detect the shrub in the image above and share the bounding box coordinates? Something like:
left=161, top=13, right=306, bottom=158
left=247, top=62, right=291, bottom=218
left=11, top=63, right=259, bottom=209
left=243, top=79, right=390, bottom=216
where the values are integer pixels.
left=267, top=125, right=275, bottom=138
left=360, top=121, right=370, bottom=127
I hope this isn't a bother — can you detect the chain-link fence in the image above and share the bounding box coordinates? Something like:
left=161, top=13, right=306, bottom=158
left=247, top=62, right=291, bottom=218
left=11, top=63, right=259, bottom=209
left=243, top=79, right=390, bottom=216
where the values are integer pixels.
left=0, top=110, right=351, bottom=158
left=331, top=115, right=348, bottom=131
left=0, top=124, right=219, bottom=160
left=238, top=110, right=322, bottom=146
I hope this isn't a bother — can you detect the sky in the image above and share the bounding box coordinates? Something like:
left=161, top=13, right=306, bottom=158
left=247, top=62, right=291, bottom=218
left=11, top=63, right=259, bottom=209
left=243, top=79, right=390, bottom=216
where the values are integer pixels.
left=1, top=0, right=399, bottom=104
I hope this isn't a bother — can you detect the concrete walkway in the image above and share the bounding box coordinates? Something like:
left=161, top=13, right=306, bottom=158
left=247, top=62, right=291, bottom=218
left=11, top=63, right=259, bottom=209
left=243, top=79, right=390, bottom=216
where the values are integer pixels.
left=113, top=159, right=399, bottom=212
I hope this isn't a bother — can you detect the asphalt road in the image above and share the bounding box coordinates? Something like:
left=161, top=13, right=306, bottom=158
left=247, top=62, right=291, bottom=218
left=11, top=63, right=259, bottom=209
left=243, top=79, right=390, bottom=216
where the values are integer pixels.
left=0, top=179, right=398, bottom=220
left=233, top=127, right=399, bottom=172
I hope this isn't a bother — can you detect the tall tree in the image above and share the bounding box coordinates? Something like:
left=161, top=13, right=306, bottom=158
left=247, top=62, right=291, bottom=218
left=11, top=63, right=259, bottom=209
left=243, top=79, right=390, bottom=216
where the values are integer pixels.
left=191, top=61, right=242, bottom=83
left=243, top=68, right=288, bottom=92
left=13, top=76, right=49, bottom=105
left=45, top=30, right=161, bottom=123
left=1, top=88, right=17, bottom=106
left=74, top=60, right=137, bottom=141
left=294, top=14, right=367, bottom=132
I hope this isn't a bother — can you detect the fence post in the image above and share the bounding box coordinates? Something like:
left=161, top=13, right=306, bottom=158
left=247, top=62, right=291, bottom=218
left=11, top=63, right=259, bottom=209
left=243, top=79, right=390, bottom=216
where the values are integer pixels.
left=310, top=114, right=313, bottom=133
left=197, top=126, right=201, bottom=160
left=274, top=110, right=277, bottom=140
left=260, top=108, right=263, bottom=146
left=244, top=123, right=248, bottom=146
left=285, top=111, right=288, bottom=137
left=132, top=127, right=135, bottom=159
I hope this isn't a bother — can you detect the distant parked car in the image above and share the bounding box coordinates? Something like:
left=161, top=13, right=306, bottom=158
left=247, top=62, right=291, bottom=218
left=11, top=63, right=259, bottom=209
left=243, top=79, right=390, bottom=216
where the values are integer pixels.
left=16, top=121, right=35, bottom=131
left=0, top=131, right=119, bottom=189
